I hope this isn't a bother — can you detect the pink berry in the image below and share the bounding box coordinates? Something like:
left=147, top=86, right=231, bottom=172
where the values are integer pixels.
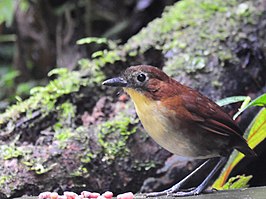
left=58, top=196, right=67, bottom=199
left=90, top=192, right=100, bottom=198
left=64, top=191, right=78, bottom=199
left=81, top=191, right=91, bottom=198
left=97, top=196, right=106, bottom=199
left=39, top=192, right=51, bottom=199
left=102, top=191, right=113, bottom=198
left=50, top=192, right=59, bottom=199
left=117, top=192, right=134, bottom=199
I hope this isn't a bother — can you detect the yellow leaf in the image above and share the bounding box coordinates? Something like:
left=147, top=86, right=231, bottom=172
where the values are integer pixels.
left=213, top=108, right=266, bottom=189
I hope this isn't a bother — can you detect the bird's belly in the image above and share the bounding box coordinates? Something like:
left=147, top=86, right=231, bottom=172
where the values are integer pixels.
left=135, top=102, right=199, bottom=157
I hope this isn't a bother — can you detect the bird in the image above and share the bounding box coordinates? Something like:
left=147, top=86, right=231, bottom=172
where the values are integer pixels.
left=102, top=65, right=255, bottom=197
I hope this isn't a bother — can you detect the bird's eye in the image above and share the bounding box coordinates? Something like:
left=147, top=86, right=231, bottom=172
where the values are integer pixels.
left=137, top=73, right=146, bottom=82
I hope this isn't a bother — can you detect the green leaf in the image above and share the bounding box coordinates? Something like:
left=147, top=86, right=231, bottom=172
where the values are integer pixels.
left=0, top=0, right=15, bottom=26
left=216, top=96, right=249, bottom=107
left=222, top=175, right=252, bottom=190
left=213, top=107, right=266, bottom=189
left=76, top=37, right=108, bottom=45
left=19, top=0, right=29, bottom=12
left=233, top=93, right=266, bottom=120
left=92, top=51, right=104, bottom=58
left=48, top=68, right=69, bottom=77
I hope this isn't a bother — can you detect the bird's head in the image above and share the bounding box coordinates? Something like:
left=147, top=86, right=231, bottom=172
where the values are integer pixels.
left=102, top=65, right=178, bottom=100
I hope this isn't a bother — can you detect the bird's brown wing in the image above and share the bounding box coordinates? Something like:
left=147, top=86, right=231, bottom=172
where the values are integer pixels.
left=179, top=90, right=255, bottom=156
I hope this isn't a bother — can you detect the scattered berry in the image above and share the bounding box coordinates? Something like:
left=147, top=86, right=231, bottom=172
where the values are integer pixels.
left=117, top=192, right=134, bottom=199
left=96, top=196, right=106, bottom=199
left=58, top=195, right=67, bottom=199
left=102, top=191, right=113, bottom=198
left=64, top=191, right=78, bottom=199
left=39, top=192, right=52, bottom=199
left=81, top=191, right=91, bottom=198
left=50, top=192, right=59, bottom=199
left=90, top=192, right=100, bottom=198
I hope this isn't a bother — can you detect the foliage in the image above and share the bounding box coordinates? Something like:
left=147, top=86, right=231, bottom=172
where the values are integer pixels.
left=0, top=0, right=264, bottom=196
left=221, top=175, right=252, bottom=190
left=0, top=67, right=37, bottom=107
left=124, top=0, right=259, bottom=80
left=0, top=144, right=23, bottom=160
left=22, top=156, right=57, bottom=175
left=0, top=0, right=15, bottom=26
left=133, top=160, right=156, bottom=171
left=213, top=93, right=266, bottom=189
left=0, top=0, right=263, bottom=125
left=233, top=94, right=266, bottom=119
left=0, top=0, right=29, bottom=26
left=98, top=113, right=138, bottom=162
left=0, top=68, right=89, bottom=124
left=0, top=175, right=11, bottom=187
left=216, top=96, right=249, bottom=107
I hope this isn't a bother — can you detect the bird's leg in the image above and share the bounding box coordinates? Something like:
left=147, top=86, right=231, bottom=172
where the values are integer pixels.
left=146, top=159, right=212, bottom=197
left=172, top=156, right=227, bottom=197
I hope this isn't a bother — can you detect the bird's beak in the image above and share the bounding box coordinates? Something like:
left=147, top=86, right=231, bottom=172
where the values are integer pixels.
left=102, top=77, right=128, bottom=87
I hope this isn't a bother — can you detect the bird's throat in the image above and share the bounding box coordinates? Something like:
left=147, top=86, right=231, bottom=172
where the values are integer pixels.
left=123, top=88, right=153, bottom=107
left=123, top=88, right=170, bottom=149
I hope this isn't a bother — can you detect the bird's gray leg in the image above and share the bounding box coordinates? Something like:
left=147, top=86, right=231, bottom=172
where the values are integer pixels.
left=172, top=156, right=227, bottom=197
left=146, top=158, right=212, bottom=197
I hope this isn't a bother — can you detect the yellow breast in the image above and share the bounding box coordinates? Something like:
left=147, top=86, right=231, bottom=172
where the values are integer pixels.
left=124, top=88, right=166, bottom=142
left=124, top=88, right=193, bottom=156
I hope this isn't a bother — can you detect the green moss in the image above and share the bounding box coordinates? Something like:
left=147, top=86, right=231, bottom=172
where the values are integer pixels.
left=29, top=163, right=57, bottom=175
left=50, top=101, right=77, bottom=148
left=124, top=0, right=260, bottom=79
left=133, top=160, right=157, bottom=171
left=70, top=166, right=89, bottom=177
left=80, top=151, right=97, bottom=164
left=21, top=154, right=57, bottom=175
left=0, top=68, right=85, bottom=125
left=98, top=113, right=138, bottom=162
left=0, top=175, right=12, bottom=187
left=212, top=80, right=223, bottom=88
left=0, top=144, right=23, bottom=160
left=53, top=127, right=73, bottom=148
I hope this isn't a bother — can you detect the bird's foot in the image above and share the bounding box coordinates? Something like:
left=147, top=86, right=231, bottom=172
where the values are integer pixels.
left=145, top=185, right=181, bottom=197
left=171, top=188, right=215, bottom=197
left=146, top=187, right=215, bottom=197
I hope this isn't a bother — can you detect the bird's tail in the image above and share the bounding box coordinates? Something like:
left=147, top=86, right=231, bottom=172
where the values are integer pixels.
left=236, top=144, right=256, bottom=157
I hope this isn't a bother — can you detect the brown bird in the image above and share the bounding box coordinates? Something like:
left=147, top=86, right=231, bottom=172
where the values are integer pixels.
left=102, top=65, right=255, bottom=197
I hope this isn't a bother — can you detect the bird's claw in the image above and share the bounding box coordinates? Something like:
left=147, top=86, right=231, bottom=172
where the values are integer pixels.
left=146, top=187, right=212, bottom=197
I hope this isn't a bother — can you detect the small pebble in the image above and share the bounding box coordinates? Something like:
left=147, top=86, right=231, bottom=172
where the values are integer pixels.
left=102, top=191, right=113, bottom=198
left=39, top=192, right=52, bottom=199
left=117, top=192, right=134, bottom=199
